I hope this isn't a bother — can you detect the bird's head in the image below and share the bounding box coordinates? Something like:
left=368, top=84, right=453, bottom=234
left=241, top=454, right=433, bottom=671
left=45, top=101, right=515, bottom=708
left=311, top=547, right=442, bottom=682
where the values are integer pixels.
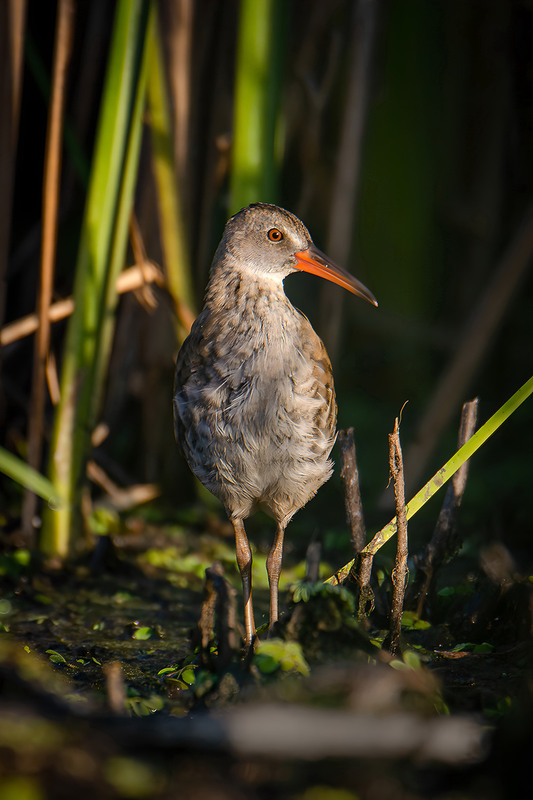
left=218, top=202, right=378, bottom=307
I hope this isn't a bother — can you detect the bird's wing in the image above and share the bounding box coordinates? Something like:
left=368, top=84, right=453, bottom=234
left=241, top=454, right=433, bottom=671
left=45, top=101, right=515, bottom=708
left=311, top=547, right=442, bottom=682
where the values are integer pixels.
left=173, top=312, right=208, bottom=448
left=295, top=310, right=337, bottom=443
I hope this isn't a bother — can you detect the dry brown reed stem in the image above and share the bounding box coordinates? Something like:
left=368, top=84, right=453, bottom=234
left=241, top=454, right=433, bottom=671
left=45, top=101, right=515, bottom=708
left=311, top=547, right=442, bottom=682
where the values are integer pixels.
left=103, top=661, right=127, bottom=715
left=22, top=0, right=74, bottom=545
left=128, top=213, right=159, bottom=310
left=414, top=398, right=479, bottom=618
left=0, top=262, right=165, bottom=347
left=0, top=1, right=27, bottom=336
left=198, top=563, right=239, bottom=670
left=319, top=0, right=378, bottom=361
left=404, top=204, right=533, bottom=494
left=383, top=417, right=408, bottom=656
left=338, top=427, right=366, bottom=554
left=86, top=460, right=160, bottom=512
left=163, top=0, right=193, bottom=193
left=356, top=551, right=375, bottom=618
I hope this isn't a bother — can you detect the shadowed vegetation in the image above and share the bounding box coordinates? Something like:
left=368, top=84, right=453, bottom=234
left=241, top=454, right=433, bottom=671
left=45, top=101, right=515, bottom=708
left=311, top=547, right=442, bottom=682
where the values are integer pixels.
left=1, top=1, right=532, bottom=798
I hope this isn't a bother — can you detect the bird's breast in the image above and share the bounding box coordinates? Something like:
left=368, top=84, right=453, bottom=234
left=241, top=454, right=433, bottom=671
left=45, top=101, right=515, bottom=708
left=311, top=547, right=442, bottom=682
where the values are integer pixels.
left=174, top=280, right=337, bottom=518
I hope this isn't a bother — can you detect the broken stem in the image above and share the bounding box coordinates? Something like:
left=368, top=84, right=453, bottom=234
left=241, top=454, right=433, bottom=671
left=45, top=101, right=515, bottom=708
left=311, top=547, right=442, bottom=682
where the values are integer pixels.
left=384, top=418, right=408, bottom=655
left=338, top=427, right=366, bottom=554
left=414, top=398, right=479, bottom=618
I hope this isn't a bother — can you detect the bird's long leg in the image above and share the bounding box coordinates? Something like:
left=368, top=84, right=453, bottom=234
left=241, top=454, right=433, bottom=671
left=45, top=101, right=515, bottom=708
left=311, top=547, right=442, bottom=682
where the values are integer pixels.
left=231, top=517, right=255, bottom=646
left=266, top=520, right=286, bottom=630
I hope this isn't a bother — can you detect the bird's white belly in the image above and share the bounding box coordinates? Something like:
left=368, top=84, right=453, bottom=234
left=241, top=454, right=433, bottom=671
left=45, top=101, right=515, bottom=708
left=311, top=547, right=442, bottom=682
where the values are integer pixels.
left=178, top=339, right=335, bottom=523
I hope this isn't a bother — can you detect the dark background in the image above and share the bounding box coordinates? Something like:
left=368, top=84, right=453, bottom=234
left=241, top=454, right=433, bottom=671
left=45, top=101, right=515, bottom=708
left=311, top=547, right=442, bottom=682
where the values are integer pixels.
left=1, top=0, right=532, bottom=570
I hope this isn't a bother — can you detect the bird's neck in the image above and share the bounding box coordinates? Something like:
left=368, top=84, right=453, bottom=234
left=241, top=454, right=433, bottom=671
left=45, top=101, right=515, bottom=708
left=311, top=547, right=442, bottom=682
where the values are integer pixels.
left=205, top=260, right=289, bottom=314
left=202, top=260, right=301, bottom=351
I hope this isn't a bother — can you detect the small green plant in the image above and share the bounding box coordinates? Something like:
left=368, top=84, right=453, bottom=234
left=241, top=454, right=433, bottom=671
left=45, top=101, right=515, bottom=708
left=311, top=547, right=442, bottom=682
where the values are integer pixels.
left=253, top=639, right=310, bottom=676
left=401, top=611, right=432, bottom=631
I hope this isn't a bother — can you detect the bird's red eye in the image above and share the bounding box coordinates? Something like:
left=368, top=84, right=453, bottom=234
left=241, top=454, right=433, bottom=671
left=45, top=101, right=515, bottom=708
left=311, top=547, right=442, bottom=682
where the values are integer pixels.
left=267, top=228, right=283, bottom=242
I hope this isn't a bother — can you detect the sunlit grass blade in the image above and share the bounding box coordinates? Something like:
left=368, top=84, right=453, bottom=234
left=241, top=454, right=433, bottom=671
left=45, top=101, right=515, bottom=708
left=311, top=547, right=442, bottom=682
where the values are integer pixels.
left=229, top=0, right=284, bottom=213
left=147, top=20, right=196, bottom=341
left=0, top=446, right=62, bottom=506
left=42, top=0, right=153, bottom=557
left=93, top=5, right=155, bottom=415
left=327, top=375, right=533, bottom=584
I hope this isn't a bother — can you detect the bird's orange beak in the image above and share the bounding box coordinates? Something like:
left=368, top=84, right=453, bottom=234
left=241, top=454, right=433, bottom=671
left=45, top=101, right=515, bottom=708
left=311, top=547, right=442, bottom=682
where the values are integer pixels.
left=294, top=244, right=378, bottom=307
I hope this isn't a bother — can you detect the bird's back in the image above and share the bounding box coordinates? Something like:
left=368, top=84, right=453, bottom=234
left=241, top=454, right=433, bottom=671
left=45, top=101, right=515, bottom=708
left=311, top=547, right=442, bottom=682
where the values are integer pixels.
left=174, top=271, right=337, bottom=525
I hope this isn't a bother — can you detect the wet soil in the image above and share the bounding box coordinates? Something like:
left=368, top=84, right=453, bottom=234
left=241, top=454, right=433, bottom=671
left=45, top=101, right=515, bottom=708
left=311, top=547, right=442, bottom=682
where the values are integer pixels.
left=0, top=528, right=531, bottom=800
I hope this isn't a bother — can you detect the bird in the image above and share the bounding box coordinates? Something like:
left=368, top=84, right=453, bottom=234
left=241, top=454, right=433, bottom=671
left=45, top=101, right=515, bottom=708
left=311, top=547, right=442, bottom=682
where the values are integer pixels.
left=173, top=203, right=378, bottom=646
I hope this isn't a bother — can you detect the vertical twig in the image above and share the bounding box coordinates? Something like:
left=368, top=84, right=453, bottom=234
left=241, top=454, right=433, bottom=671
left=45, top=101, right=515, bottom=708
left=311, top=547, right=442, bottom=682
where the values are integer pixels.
left=0, top=0, right=27, bottom=338
left=338, top=428, right=366, bottom=554
left=103, top=661, right=127, bottom=715
left=404, top=206, right=533, bottom=494
left=413, top=398, right=479, bottom=618
left=320, top=0, right=378, bottom=361
left=384, top=417, right=408, bottom=656
left=164, top=0, right=193, bottom=194
left=147, top=18, right=196, bottom=340
left=305, top=539, right=321, bottom=583
left=22, top=0, right=74, bottom=546
left=331, top=378, right=533, bottom=590
left=356, top=551, right=375, bottom=619
left=198, top=562, right=240, bottom=670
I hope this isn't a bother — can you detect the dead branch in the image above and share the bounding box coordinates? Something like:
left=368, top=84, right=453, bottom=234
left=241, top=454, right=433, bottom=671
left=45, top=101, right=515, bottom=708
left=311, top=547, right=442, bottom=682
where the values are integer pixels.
left=319, top=0, right=379, bottom=361
left=383, top=418, right=408, bottom=655
left=198, top=562, right=240, bottom=670
left=86, top=459, right=160, bottom=511
left=339, top=427, right=366, bottom=554
left=103, top=661, right=127, bottom=715
left=22, top=0, right=75, bottom=545
left=0, top=261, right=165, bottom=347
left=413, top=398, right=479, bottom=617
left=404, top=205, right=533, bottom=494
left=0, top=1, right=27, bottom=336
left=305, top=539, right=321, bottom=583
left=357, top=551, right=375, bottom=618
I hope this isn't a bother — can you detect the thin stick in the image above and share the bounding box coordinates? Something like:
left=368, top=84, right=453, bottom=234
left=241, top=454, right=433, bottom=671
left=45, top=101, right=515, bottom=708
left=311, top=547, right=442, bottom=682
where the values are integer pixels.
left=0, top=0, right=27, bottom=336
left=198, top=562, right=239, bottom=670
left=414, top=398, right=479, bottom=618
left=326, top=375, right=533, bottom=588
left=22, top=0, right=74, bottom=545
left=356, top=551, right=375, bottom=618
left=383, top=418, right=408, bottom=656
left=0, top=262, right=165, bottom=346
left=320, top=0, right=378, bottom=360
left=404, top=204, right=533, bottom=493
left=338, top=428, right=366, bottom=554
left=103, top=661, right=127, bottom=715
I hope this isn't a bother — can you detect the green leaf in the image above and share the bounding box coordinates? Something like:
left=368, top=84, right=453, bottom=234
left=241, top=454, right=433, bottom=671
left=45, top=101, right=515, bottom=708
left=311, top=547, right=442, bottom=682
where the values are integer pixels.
left=181, top=668, right=196, bottom=686
left=403, top=650, right=422, bottom=669
left=132, top=626, right=153, bottom=641
left=0, top=446, right=63, bottom=506
left=472, top=642, right=494, bottom=654
left=46, top=649, right=66, bottom=664
left=401, top=611, right=431, bottom=630
left=253, top=639, right=310, bottom=676
left=437, top=586, right=455, bottom=597
left=452, top=642, right=471, bottom=652
left=254, top=653, right=279, bottom=674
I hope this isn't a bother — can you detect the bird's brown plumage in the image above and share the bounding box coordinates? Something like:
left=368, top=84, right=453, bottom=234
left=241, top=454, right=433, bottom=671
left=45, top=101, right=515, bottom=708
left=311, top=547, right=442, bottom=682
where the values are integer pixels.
left=174, top=203, right=377, bottom=645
